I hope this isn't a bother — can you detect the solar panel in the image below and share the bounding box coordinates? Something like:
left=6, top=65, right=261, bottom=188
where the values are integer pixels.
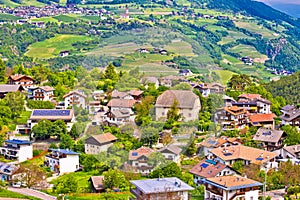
left=132, top=152, right=138, bottom=156
left=262, top=131, right=272, bottom=136
left=32, top=110, right=71, bottom=116
left=200, top=163, right=209, bottom=168
left=256, top=157, right=264, bottom=161
left=224, top=153, right=232, bottom=156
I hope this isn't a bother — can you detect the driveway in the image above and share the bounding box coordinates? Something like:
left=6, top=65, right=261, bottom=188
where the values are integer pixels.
left=8, top=187, right=57, bottom=200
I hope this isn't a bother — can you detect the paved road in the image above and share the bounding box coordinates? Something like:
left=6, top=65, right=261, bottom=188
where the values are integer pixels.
left=8, top=187, right=57, bottom=200
left=265, top=189, right=285, bottom=200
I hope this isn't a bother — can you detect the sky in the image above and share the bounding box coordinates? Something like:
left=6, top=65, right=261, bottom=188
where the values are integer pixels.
left=257, top=0, right=300, bottom=5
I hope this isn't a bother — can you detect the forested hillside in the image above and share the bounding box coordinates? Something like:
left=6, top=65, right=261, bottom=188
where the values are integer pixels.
left=265, top=71, right=300, bottom=104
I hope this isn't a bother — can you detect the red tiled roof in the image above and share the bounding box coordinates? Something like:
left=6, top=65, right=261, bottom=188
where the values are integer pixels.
left=128, top=146, right=154, bottom=160
left=9, top=74, right=33, bottom=81
left=249, top=113, right=276, bottom=123
left=107, top=99, right=136, bottom=108
left=92, top=133, right=117, bottom=144
left=238, top=94, right=261, bottom=100
left=189, top=159, right=228, bottom=178
left=39, top=86, right=55, bottom=92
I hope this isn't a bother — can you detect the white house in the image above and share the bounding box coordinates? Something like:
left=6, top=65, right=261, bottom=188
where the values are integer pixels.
left=63, top=90, right=87, bottom=109
left=32, top=86, right=55, bottom=101
left=28, top=109, right=75, bottom=132
left=0, top=139, right=33, bottom=163
left=159, top=144, right=182, bottom=163
left=190, top=159, right=237, bottom=186
left=44, top=149, right=79, bottom=174
left=202, top=175, right=262, bottom=200
left=128, top=147, right=154, bottom=175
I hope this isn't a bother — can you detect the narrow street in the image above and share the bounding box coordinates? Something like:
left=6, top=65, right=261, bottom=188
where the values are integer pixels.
left=8, top=187, right=57, bottom=200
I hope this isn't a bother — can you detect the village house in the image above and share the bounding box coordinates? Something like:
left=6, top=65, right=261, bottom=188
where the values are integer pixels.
left=111, top=89, right=143, bottom=101
left=202, top=175, right=262, bottom=200
left=92, top=90, right=106, bottom=101
left=88, top=101, right=103, bottom=114
left=253, top=128, right=285, bottom=151
left=27, top=109, right=75, bottom=132
left=59, top=50, right=70, bottom=57
left=32, top=86, right=55, bottom=101
left=280, top=105, right=300, bottom=129
left=178, top=69, right=192, bottom=76
left=104, top=98, right=136, bottom=125
left=44, top=149, right=79, bottom=174
left=248, top=113, right=276, bottom=129
left=0, top=139, right=33, bottom=163
left=130, top=177, right=194, bottom=200
left=278, top=144, right=300, bottom=164
left=89, top=176, right=105, bottom=193
left=0, top=162, right=18, bottom=181
left=159, top=144, right=182, bottom=163
left=190, top=158, right=237, bottom=186
left=0, top=84, right=24, bottom=99
left=155, top=90, right=201, bottom=122
left=209, top=145, right=278, bottom=170
left=8, top=74, right=35, bottom=89
left=194, top=83, right=226, bottom=97
left=85, top=133, right=117, bottom=154
left=214, top=106, right=247, bottom=131
left=140, top=76, right=160, bottom=89
left=197, top=136, right=241, bottom=156
left=128, top=147, right=154, bottom=175
left=120, top=6, right=130, bottom=19
left=232, top=94, right=272, bottom=114
left=63, top=90, right=87, bottom=109
left=223, top=95, right=236, bottom=107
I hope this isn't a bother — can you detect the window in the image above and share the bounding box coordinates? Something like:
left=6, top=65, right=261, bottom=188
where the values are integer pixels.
left=189, top=113, right=192, bottom=117
left=162, top=112, right=165, bottom=116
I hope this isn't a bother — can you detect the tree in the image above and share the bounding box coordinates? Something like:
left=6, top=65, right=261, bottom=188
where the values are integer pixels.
left=148, top=152, right=166, bottom=167
left=164, top=99, right=181, bottom=129
left=161, top=132, right=173, bottom=145
left=103, top=169, right=129, bottom=191
left=115, top=73, right=141, bottom=91
left=135, top=96, right=155, bottom=126
left=232, top=160, right=243, bottom=173
left=13, top=162, right=47, bottom=189
left=12, top=65, right=29, bottom=75
left=186, top=136, right=197, bottom=156
left=51, top=120, right=67, bottom=138
left=283, top=125, right=300, bottom=146
left=149, top=162, right=182, bottom=178
left=140, top=126, right=159, bottom=147
left=229, top=74, right=252, bottom=90
left=3, top=92, right=24, bottom=117
left=32, top=120, right=52, bottom=139
left=59, top=134, right=74, bottom=150
left=171, top=83, right=192, bottom=90
left=74, top=139, right=85, bottom=153
left=0, top=59, right=6, bottom=83
left=288, top=186, right=300, bottom=199
left=103, top=63, right=119, bottom=81
left=53, top=175, right=78, bottom=194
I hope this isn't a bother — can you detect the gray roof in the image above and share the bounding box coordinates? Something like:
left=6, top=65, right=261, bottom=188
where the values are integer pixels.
left=253, top=128, right=285, bottom=143
left=130, top=177, right=194, bottom=194
left=155, top=90, right=199, bottom=109
left=159, top=144, right=182, bottom=155
left=0, top=84, right=22, bottom=93
left=283, top=145, right=300, bottom=157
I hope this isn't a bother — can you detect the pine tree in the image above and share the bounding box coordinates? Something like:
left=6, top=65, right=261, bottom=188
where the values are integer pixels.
left=0, top=59, right=6, bottom=83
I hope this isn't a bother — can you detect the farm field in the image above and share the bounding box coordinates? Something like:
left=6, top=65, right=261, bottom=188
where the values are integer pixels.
left=0, top=13, right=22, bottom=21
left=164, top=40, right=196, bottom=57
left=25, top=34, right=91, bottom=59
left=228, top=44, right=268, bottom=62
left=212, top=70, right=236, bottom=84
left=234, top=21, right=278, bottom=39
left=1, top=0, right=46, bottom=7
left=218, top=31, right=253, bottom=45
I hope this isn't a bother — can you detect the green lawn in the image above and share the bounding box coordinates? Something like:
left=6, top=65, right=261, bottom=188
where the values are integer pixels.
left=25, top=34, right=91, bottom=59
left=30, top=17, right=60, bottom=23
left=0, top=189, right=41, bottom=200
left=218, top=31, right=253, bottom=45
left=15, top=111, right=32, bottom=124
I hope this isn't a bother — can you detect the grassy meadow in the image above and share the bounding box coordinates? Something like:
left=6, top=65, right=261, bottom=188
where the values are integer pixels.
left=25, top=34, right=91, bottom=59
